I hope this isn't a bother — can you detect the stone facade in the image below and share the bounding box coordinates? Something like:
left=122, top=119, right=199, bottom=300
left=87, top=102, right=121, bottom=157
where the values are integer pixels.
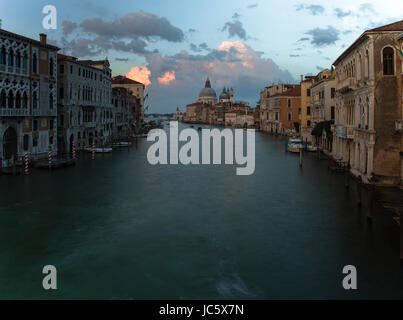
left=332, top=21, right=403, bottom=186
left=57, top=54, right=113, bottom=153
left=0, top=29, right=58, bottom=167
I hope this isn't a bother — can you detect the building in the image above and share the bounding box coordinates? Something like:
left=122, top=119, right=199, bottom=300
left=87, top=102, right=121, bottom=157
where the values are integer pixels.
left=300, top=75, right=316, bottom=143
left=395, top=32, right=403, bottom=186
left=198, top=78, right=217, bottom=105
left=112, top=75, right=145, bottom=123
left=259, top=84, right=299, bottom=133
left=172, top=107, right=184, bottom=121
left=0, top=29, right=59, bottom=167
left=57, top=54, right=113, bottom=153
left=112, top=87, right=135, bottom=141
left=310, top=69, right=336, bottom=153
left=332, top=20, right=403, bottom=186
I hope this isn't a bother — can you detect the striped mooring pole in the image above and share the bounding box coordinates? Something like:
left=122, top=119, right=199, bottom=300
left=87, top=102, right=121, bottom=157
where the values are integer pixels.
left=48, top=147, right=52, bottom=170
left=24, top=153, right=29, bottom=175
left=72, top=141, right=76, bottom=159
left=91, top=142, right=95, bottom=160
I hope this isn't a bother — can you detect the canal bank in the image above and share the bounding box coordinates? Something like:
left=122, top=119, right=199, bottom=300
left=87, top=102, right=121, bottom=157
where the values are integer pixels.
left=0, top=125, right=402, bottom=299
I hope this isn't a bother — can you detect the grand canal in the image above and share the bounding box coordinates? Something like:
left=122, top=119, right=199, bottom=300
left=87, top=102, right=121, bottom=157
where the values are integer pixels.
left=0, top=123, right=402, bottom=299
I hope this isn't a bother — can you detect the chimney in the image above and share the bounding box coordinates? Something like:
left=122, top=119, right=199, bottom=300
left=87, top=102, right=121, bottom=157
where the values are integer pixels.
left=39, top=33, right=47, bottom=44
left=300, top=74, right=303, bottom=82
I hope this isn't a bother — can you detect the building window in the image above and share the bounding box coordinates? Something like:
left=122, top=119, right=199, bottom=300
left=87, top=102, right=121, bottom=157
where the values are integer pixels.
left=307, top=120, right=311, bottom=127
left=33, top=119, right=38, bottom=131
left=32, top=53, right=38, bottom=74
left=383, top=47, right=394, bottom=75
left=288, top=99, right=291, bottom=108
left=23, top=135, right=29, bottom=151
left=307, top=88, right=311, bottom=97
left=59, top=87, right=64, bottom=100
left=307, top=106, right=311, bottom=115
left=49, top=136, right=54, bottom=145
left=70, top=65, right=73, bottom=74
left=331, top=88, right=335, bottom=98
left=288, top=113, right=291, bottom=121
left=59, top=64, right=64, bottom=74
left=49, top=93, right=54, bottom=109
left=33, top=137, right=38, bottom=147
left=49, top=119, right=54, bottom=130
left=32, top=92, right=38, bottom=109
left=49, top=57, right=54, bottom=76
left=331, top=106, right=335, bottom=120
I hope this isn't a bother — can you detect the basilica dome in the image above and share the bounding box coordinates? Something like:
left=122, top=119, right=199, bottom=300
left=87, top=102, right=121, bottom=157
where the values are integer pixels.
left=198, top=78, right=217, bottom=105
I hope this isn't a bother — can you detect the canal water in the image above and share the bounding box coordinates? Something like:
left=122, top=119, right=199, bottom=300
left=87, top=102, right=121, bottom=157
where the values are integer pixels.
left=0, top=123, right=402, bottom=299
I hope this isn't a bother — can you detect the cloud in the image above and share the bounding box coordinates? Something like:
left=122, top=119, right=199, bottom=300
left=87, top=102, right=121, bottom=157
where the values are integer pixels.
left=298, top=37, right=310, bottom=42
left=296, top=4, right=325, bottom=16
left=138, top=41, right=294, bottom=112
left=360, top=3, right=375, bottom=14
left=80, top=11, right=184, bottom=42
left=62, top=20, right=77, bottom=36
left=190, top=42, right=210, bottom=52
left=232, top=12, right=241, bottom=19
left=316, top=66, right=324, bottom=71
left=247, top=4, right=258, bottom=9
left=115, top=58, right=129, bottom=62
left=305, top=26, right=340, bottom=47
left=222, top=20, right=247, bottom=40
left=158, top=70, right=176, bottom=85
left=334, top=8, right=352, bottom=19
left=126, top=66, right=152, bottom=86
left=289, top=54, right=301, bottom=57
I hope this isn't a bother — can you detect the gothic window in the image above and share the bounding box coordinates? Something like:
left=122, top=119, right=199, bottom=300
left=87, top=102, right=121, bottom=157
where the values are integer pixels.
left=0, top=90, right=6, bottom=107
left=32, top=92, right=38, bottom=109
left=15, top=91, right=21, bottom=108
left=23, top=92, right=28, bottom=108
left=383, top=47, right=394, bottom=75
left=8, top=91, right=14, bottom=108
left=49, top=93, right=54, bottom=109
left=0, top=46, right=5, bottom=65
left=49, top=57, right=54, bottom=76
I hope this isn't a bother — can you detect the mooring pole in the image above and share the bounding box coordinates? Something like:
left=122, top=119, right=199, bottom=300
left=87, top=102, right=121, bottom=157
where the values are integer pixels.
left=299, top=147, right=303, bottom=168
left=48, top=147, right=52, bottom=170
left=357, top=176, right=362, bottom=207
left=24, top=153, right=29, bottom=175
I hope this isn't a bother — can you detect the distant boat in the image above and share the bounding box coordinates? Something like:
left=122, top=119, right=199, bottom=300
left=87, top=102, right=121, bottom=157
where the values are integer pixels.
left=112, top=142, right=130, bottom=148
left=287, top=139, right=303, bottom=153
left=85, top=147, right=113, bottom=153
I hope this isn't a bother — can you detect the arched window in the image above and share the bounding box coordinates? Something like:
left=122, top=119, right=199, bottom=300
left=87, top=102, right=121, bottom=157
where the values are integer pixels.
left=49, top=93, right=54, bottom=109
left=0, top=90, right=6, bottom=108
left=32, top=92, right=38, bottom=109
left=8, top=49, right=14, bottom=67
left=15, top=50, right=21, bottom=68
left=49, top=57, right=54, bottom=76
left=23, top=92, right=28, bottom=108
left=383, top=47, right=394, bottom=75
left=8, top=91, right=14, bottom=108
left=32, top=53, right=38, bottom=74
left=366, top=50, right=370, bottom=78
left=15, top=91, right=21, bottom=109
left=366, top=97, right=370, bottom=128
left=0, top=46, right=5, bottom=65
left=22, top=52, right=27, bottom=73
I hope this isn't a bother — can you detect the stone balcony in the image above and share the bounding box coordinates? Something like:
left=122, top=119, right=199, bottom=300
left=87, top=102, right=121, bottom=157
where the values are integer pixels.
left=0, top=108, right=29, bottom=117
left=337, top=77, right=357, bottom=91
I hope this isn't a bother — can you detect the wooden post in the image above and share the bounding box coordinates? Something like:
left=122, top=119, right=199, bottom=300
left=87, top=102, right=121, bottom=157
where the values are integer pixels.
left=48, top=147, right=52, bottom=170
left=357, top=176, right=362, bottom=207
left=72, top=141, right=76, bottom=159
left=24, top=153, right=29, bottom=175
left=299, top=147, right=303, bottom=168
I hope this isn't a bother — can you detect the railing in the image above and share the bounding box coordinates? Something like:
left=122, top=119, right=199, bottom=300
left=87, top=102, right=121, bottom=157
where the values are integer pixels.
left=337, top=77, right=356, bottom=90
left=0, top=108, right=29, bottom=117
left=84, top=122, right=97, bottom=128
left=395, top=120, right=403, bottom=132
left=346, top=126, right=355, bottom=139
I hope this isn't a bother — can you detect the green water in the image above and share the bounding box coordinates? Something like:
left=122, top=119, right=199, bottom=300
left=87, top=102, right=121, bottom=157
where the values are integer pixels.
left=0, top=124, right=402, bottom=299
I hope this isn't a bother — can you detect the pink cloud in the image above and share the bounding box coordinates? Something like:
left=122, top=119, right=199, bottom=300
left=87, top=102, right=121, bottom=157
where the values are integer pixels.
left=126, top=66, right=152, bottom=86
left=157, top=70, right=176, bottom=85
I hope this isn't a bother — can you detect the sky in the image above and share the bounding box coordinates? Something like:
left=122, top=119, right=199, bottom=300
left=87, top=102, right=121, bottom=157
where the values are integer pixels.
left=1, top=0, right=403, bottom=113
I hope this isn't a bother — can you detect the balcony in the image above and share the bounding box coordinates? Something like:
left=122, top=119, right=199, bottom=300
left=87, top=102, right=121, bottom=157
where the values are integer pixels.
left=0, top=108, right=29, bottom=117
left=84, top=122, right=97, bottom=128
left=31, top=109, right=57, bottom=117
left=337, top=77, right=357, bottom=91
left=346, top=126, right=355, bottom=139
left=395, top=120, right=403, bottom=132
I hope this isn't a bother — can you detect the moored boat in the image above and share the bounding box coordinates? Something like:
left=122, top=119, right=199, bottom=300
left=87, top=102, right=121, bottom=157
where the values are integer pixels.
left=287, top=138, right=303, bottom=153
left=84, top=147, right=113, bottom=153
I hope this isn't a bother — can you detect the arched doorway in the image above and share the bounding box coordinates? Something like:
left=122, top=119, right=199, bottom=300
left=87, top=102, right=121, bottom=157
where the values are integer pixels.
left=3, top=127, right=18, bottom=160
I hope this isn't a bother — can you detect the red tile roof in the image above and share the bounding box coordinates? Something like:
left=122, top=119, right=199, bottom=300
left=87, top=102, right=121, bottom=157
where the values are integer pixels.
left=112, top=75, right=144, bottom=85
left=368, top=20, right=403, bottom=32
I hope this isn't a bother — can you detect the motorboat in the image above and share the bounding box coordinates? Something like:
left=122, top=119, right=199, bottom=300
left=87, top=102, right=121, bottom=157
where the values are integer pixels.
left=111, top=142, right=131, bottom=148
left=85, top=147, right=113, bottom=153
left=287, top=138, right=303, bottom=153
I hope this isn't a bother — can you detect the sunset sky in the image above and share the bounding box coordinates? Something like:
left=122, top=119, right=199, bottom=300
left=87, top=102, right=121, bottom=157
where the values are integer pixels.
left=1, top=0, right=403, bottom=112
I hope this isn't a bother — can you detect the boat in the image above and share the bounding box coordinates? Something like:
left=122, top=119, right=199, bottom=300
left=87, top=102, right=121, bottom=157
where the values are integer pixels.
left=111, top=142, right=131, bottom=148
left=307, top=145, right=318, bottom=152
left=287, top=139, right=303, bottom=153
left=84, top=147, right=113, bottom=153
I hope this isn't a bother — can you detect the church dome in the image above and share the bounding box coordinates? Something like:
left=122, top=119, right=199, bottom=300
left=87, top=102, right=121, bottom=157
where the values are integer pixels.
left=199, top=78, right=217, bottom=99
